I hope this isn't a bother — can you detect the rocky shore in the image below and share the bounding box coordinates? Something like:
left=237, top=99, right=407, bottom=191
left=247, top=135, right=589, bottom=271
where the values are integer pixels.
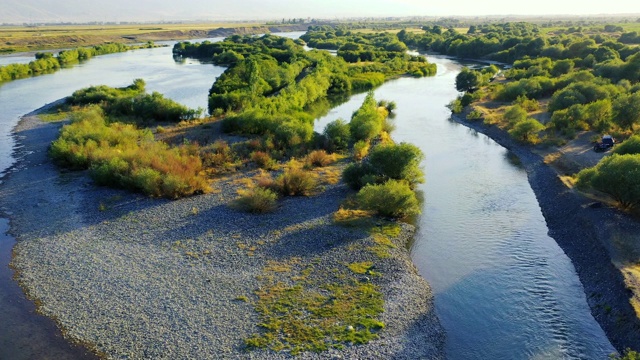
left=452, top=112, right=640, bottom=353
left=0, top=105, right=445, bottom=359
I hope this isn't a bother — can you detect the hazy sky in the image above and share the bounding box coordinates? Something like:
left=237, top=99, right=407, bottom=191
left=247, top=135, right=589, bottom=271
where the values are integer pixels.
left=3, top=0, right=640, bottom=23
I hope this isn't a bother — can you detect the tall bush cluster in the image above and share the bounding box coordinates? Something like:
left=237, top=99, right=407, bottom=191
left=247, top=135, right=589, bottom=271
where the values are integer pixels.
left=50, top=107, right=209, bottom=198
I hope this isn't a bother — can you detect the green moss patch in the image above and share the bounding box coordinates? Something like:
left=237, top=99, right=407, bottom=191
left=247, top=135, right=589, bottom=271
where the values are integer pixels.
left=247, top=259, right=385, bottom=355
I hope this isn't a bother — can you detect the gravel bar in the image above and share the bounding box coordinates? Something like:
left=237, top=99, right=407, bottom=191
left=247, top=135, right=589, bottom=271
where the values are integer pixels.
left=0, top=105, right=445, bottom=359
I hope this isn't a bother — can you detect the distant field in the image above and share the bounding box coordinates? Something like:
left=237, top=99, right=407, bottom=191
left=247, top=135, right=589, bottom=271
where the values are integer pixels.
left=353, top=28, right=424, bottom=34
left=0, top=22, right=265, bottom=52
left=540, top=22, right=640, bottom=35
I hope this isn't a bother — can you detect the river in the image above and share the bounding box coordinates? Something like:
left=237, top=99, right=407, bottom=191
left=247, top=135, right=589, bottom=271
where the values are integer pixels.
left=0, top=34, right=615, bottom=359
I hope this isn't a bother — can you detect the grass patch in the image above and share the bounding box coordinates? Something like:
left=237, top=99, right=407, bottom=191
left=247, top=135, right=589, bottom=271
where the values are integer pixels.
left=247, top=259, right=385, bottom=355
left=332, top=208, right=376, bottom=228
left=368, top=232, right=397, bottom=259
left=39, top=110, right=71, bottom=122
left=347, top=261, right=378, bottom=276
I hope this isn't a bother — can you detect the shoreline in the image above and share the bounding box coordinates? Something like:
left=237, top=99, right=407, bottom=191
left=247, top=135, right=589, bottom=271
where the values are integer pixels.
left=0, top=105, right=445, bottom=358
left=452, top=112, right=640, bottom=352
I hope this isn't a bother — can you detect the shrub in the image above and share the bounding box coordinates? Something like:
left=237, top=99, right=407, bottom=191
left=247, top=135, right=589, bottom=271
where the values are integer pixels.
left=306, top=150, right=336, bottom=167
left=49, top=107, right=209, bottom=198
left=503, top=105, right=528, bottom=125
left=276, top=161, right=318, bottom=196
left=614, top=135, right=640, bottom=155
left=250, top=151, right=277, bottom=169
left=254, top=170, right=277, bottom=191
left=576, top=154, right=640, bottom=208
left=514, top=95, right=540, bottom=111
left=467, top=110, right=484, bottom=121
left=356, top=180, right=420, bottom=218
left=353, top=140, right=370, bottom=161
left=350, top=92, right=384, bottom=141
left=368, top=143, right=424, bottom=185
left=203, top=140, right=236, bottom=169
left=233, top=187, right=278, bottom=213
left=342, top=162, right=377, bottom=190
left=447, top=98, right=463, bottom=113
left=508, top=119, right=545, bottom=144
left=323, top=118, right=351, bottom=151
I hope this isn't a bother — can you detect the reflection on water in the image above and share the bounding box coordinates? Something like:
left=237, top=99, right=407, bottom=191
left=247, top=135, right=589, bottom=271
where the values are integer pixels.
left=315, top=56, right=614, bottom=359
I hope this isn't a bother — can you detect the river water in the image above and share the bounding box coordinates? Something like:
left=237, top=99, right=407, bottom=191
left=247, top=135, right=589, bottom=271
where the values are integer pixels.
left=0, top=34, right=615, bottom=358
left=314, top=57, right=615, bottom=359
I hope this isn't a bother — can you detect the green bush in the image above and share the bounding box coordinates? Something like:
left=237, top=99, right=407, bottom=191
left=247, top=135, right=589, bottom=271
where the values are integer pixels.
left=233, top=187, right=278, bottom=213
left=514, top=95, right=540, bottom=111
left=467, top=110, right=484, bottom=121
left=323, top=119, right=351, bottom=151
left=356, top=180, right=421, bottom=218
left=508, top=118, right=545, bottom=144
left=576, top=154, right=640, bottom=208
left=447, top=99, right=464, bottom=114
left=350, top=92, right=384, bottom=141
left=503, top=105, right=528, bottom=125
left=614, top=135, right=640, bottom=155
left=342, top=162, right=377, bottom=190
left=368, top=142, right=424, bottom=185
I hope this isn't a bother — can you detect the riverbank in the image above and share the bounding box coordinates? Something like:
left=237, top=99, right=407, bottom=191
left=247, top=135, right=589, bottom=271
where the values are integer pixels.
left=0, top=103, right=445, bottom=359
left=452, top=111, right=640, bottom=353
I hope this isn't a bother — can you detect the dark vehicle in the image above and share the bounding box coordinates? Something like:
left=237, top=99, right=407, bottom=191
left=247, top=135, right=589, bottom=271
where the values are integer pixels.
left=593, top=135, right=615, bottom=152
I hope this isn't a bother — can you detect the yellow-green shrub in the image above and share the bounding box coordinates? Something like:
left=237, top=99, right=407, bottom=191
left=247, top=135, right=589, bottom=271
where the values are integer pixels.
left=50, top=107, right=209, bottom=198
left=232, top=187, right=278, bottom=213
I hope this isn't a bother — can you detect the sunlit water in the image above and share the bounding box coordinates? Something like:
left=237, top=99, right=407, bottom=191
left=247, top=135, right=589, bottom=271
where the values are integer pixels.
left=0, top=35, right=614, bottom=358
left=315, top=56, right=615, bottom=359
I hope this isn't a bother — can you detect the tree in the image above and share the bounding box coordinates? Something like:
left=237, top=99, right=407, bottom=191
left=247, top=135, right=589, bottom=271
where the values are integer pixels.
left=577, top=154, right=640, bottom=208
left=350, top=92, right=384, bottom=141
left=551, top=59, right=574, bottom=77
left=613, top=92, right=640, bottom=131
left=584, top=99, right=613, bottom=131
left=455, top=67, right=482, bottom=92
left=503, top=105, right=528, bottom=124
left=368, top=142, right=424, bottom=185
left=508, top=118, right=544, bottom=143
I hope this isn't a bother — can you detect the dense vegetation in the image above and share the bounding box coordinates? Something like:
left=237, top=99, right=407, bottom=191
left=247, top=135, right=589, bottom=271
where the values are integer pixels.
left=422, top=21, right=640, bottom=209
left=0, top=42, right=156, bottom=83
left=173, top=32, right=436, bottom=154
left=67, top=78, right=202, bottom=123
left=50, top=105, right=209, bottom=198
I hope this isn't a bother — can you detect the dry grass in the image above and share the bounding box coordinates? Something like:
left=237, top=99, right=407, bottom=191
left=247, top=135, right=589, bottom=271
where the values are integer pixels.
left=622, top=264, right=640, bottom=319
left=0, top=22, right=265, bottom=51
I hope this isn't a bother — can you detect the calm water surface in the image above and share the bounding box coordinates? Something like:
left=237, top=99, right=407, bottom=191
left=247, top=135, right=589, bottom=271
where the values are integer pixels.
left=315, top=56, right=615, bottom=359
left=0, top=35, right=614, bottom=358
